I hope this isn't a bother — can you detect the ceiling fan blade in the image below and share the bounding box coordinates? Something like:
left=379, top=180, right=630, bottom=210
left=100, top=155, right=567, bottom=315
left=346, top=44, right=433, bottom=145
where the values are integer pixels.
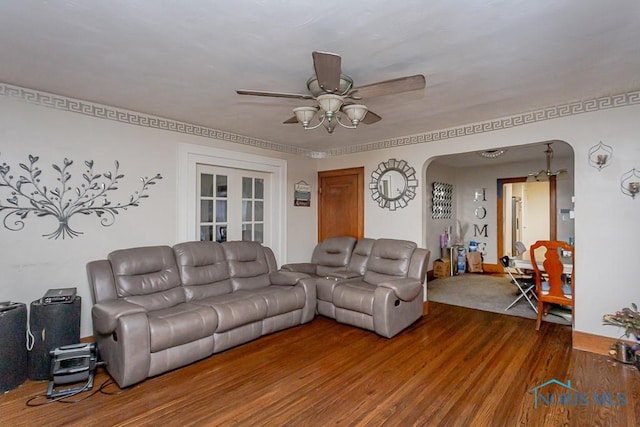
left=283, top=116, right=299, bottom=124
left=236, top=90, right=314, bottom=100
left=350, top=74, right=426, bottom=99
left=361, top=110, right=382, bottom=124
left=312, top=51, right=341, bottom=93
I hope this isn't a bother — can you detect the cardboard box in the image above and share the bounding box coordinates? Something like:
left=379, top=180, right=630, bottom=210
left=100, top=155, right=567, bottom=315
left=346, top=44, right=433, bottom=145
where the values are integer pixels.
left=433, top=258, right=451, bottom=278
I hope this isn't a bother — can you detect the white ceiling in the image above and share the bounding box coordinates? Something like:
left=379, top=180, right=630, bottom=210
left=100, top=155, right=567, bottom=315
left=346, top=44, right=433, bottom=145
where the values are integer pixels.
left=1, top=1, right=639, bottom=157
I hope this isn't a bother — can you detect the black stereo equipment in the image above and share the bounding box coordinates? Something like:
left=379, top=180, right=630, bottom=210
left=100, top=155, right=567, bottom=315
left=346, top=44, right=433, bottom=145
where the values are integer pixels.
left=0, top=302, right=28, bottom=393
left=42, top=287, right=77, bottom=304
left=47, top=342, right=98, bottom=398
left=28, top=296, right=81, bottom=380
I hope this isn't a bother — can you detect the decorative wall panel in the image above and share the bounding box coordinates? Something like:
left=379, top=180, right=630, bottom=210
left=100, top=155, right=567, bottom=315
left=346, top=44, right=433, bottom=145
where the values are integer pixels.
left=432, top=182, right=453, bottom=219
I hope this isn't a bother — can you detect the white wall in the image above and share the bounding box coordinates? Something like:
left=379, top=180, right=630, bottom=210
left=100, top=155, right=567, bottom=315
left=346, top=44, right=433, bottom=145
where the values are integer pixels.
left=0, top=95, right=318, bottom=337
left=318, top=104, right=640, bottom=339
left=2, top=88, right=638, bottom=342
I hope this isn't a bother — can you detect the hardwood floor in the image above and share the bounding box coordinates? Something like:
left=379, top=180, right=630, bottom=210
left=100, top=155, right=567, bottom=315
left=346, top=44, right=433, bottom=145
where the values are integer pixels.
left=1, top=302, right=638, bottom=426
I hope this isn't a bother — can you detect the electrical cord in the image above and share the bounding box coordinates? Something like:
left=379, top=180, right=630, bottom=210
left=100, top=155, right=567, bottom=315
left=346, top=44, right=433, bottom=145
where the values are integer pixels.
left=25, top=364, right=132, bottom=407
left=25, top=379, right=95, bottom=407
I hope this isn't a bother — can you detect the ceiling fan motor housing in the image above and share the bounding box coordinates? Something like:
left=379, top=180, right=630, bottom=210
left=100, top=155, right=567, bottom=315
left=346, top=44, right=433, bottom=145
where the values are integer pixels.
left=306, top=74, right=353, bottom=97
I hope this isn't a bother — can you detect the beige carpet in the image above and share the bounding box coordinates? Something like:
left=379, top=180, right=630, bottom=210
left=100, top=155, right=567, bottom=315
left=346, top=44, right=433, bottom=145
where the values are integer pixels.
left=427, top=273, right=572, bottom=325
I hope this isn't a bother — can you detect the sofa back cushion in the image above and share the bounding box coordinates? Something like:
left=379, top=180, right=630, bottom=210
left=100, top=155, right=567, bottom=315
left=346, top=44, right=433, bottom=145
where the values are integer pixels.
left=363, top=239, right=417, bottom=285
left=347, top=238, right=375, bottom=276
left=313, top=236, right=357, bottom=277
left=173, top=241, right=233, bottom=300
left=222, top=241, right=271, bottom=291
left=108, top=245, right=185, bottom=311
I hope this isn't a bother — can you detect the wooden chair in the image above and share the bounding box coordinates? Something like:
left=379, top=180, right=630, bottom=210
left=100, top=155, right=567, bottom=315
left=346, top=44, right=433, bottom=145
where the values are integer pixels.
left=530, top=240, right=574, bottom=330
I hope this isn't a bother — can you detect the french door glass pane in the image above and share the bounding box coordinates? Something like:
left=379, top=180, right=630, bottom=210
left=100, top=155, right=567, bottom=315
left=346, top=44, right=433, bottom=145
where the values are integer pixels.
left=255, top=178, right=264, bottom=199
left=242, top=177, right=253, bottom=199
left=216, top=175, right=228, bottom=197
left=242, top=224, right=252, bottom=241
left=200, top=225, right=213, bottom=241
left=255, top=201, right=264, bottom=221
left=254, top=224, right=264, bottom=243
left=200, top=200, right=213, bottom=223
left=242, top=200, right=252, bottom=221
left=216, top=200, right=227, bottom=222
left=217, top=225, right=227, bottom=243
left=201, top=174, right=213, bottom=197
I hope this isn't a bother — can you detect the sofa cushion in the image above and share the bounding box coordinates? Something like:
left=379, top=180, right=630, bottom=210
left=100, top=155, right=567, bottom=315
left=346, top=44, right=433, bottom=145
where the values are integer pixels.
left=347, top=238, right=375, bottom=275
left=251, top=286, right=306, bottom=317
left=333, top=280, right=377, bottom=315
left=363, top=239, right=416, bottom=285
left=109, top=245, right=184, bottom=311
left=173, top=241, right=233, bottom=300
left=148, top=302, right=218, bottom=352
left=223, top=241, right=271, bottom=290
left=195, top=290, right=268, bottom=333
left=314, top=236, right=357, bottom=277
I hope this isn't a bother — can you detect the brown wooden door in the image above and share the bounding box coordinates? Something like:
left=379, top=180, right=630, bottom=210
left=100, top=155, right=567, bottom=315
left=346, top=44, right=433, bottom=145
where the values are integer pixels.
left=318, top=167, right=364, bottom=241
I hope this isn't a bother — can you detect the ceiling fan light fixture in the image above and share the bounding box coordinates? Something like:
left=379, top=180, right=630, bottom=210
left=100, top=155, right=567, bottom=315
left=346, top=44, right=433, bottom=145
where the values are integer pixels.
left=316, top=94, right=344, bottom=117
left=293, top=106, right=319, bottom=128
left=526, top=142, right=569, bottom=181
left=238, top=52, right=427, bottom=135
left=342, top=104, right=368, bottom=126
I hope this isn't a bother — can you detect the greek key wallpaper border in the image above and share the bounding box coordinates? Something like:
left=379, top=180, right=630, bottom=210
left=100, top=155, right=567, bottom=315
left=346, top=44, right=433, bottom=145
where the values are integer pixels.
left=330, top=90, right=640, bottom=156
left=0, top=83, right=312, bottom=157
left=2, top=82, right=639, bottom=158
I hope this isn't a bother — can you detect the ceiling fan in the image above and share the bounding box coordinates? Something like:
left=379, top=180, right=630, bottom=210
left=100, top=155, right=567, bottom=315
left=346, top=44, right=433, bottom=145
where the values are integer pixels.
left=236, top=51, right=426, bottom=134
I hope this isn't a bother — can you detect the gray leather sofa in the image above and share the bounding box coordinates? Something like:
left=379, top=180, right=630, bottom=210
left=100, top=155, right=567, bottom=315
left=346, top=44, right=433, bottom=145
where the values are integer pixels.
left=87, top=241, right=315, bottom=388
left=316, top=238, right=429, bottom=338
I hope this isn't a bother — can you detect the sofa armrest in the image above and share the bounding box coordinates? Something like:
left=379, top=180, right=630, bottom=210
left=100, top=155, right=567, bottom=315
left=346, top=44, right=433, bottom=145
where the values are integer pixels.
left=378, top=278, right=422, bottom=301
left=269, top=270, right=307, bottom=286
left=280, top=262, right=317, bottom=275
left=92, top=299, right=147, bottom=335
left=326, top=269, right=362, bottom=280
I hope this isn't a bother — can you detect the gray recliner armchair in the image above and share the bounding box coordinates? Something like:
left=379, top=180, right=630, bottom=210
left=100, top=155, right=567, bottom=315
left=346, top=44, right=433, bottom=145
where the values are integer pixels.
left=330, top=239, right=430, bottom=338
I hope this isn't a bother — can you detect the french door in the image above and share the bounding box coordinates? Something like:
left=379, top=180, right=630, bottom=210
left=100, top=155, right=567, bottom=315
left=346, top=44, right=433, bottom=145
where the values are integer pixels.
left=197, top=165, right=269, bottom=244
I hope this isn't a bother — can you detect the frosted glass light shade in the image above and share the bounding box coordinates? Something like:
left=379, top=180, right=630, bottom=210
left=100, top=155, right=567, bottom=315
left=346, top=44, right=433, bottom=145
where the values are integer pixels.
left=316, top=94, right=344, bottom=114
left=342, top=104, right=368, bottom=125
left=293, top=106, right=317, bottom=127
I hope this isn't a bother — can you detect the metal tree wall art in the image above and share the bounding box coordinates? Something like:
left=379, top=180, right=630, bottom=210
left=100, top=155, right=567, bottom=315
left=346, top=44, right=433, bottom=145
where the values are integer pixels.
left=0, top=154, right=162, bottom=239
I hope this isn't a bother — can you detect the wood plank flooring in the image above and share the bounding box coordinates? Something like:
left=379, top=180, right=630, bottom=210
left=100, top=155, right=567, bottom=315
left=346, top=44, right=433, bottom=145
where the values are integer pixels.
left=1, top=302, right=638, bottom=426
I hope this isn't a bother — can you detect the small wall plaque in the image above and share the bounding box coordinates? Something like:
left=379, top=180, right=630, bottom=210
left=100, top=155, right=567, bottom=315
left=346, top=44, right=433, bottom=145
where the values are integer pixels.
left=294, top=180, right=311, bottom=207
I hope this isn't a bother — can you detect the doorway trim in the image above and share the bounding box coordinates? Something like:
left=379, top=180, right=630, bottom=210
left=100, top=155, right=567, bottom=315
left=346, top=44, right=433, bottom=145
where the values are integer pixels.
left=496, top=176, right=557, bottom=260
left=178, top=143, right=287, bottom=262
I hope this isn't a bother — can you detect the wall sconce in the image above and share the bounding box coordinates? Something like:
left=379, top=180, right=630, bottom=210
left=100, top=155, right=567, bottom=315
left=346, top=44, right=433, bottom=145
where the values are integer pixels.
left=588, top=141, right=613, bottom=171
left=620, top=168, right=640, bottom=199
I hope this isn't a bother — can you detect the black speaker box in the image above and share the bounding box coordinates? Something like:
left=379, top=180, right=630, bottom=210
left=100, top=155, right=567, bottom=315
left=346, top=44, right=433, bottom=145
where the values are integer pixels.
left=28, top=297, right=81, bottom=380
left=0, top=303, right=28, bottom=392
